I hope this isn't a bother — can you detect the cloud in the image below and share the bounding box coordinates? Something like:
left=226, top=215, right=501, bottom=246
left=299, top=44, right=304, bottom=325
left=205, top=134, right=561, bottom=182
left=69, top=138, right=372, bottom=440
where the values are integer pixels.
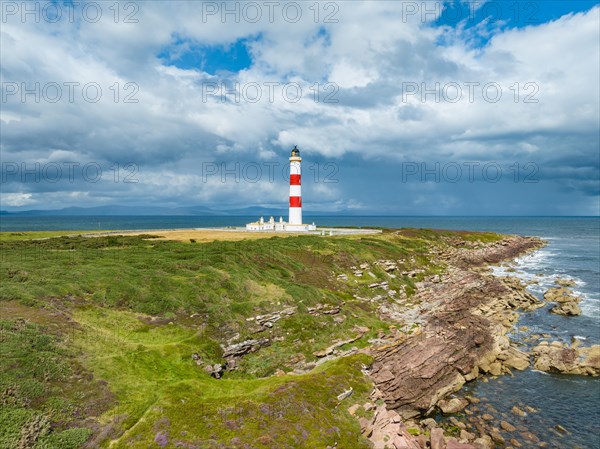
left=1, top=193, right=34, bottom=207
left=0, top=1, right=598, bottom=215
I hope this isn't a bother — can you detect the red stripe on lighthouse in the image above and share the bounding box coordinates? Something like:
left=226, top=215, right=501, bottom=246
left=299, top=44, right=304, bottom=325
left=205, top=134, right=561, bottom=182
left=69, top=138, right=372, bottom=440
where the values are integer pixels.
left=289, top=196, right=302, bottom=207
left=290, top=174, right=301, bottom=185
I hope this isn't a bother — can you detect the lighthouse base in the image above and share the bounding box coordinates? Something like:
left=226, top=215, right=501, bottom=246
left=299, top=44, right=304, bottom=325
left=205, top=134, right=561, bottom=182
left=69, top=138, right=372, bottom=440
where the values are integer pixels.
left=282, top=223, right=317, bottom=232
left=245, top=216, right=316, bottom=232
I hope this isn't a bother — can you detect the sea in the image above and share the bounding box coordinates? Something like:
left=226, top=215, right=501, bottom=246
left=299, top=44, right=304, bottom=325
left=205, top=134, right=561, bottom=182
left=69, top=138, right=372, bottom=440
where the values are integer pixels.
left=1, top=215, right=599, bottom=448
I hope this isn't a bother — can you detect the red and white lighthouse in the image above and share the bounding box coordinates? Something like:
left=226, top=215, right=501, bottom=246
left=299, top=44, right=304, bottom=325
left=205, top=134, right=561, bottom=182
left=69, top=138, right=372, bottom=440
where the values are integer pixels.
left=245, top=145, right=315, bottom=232
left=289, top=145, right=302, bottom=225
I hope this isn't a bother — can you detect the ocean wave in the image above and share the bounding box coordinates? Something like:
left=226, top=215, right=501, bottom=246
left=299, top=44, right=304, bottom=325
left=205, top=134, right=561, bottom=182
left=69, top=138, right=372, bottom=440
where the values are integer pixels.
left=491, top=244, right=599, bottom=320
left=519, top=249, right=557, bottom=261
left=580, top=300, right=600, bottom=319
left=511, top=251, right=558, bottom=271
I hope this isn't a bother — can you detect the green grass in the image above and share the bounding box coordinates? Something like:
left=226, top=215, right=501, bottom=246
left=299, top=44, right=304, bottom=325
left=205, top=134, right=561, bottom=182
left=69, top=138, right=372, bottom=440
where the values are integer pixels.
left=0, top=230, right=117, bottom=242
left=395, top=228, right=504, bottom=243
left=68, top=306, right=374, bottom=448
left=0, top=317, right=108, bottom=449
left=0, top=228, right=504, bottom=447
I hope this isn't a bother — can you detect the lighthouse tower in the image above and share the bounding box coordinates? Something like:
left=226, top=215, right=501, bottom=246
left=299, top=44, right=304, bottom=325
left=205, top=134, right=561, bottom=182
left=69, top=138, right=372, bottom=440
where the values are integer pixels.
left=289, top=146, right=302, bottom=225
left=245, top=145, right=315, bottom=232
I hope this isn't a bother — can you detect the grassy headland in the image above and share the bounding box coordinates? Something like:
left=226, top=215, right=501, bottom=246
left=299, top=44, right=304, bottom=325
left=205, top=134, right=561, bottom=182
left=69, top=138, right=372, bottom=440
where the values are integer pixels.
left=0, top=228, right=503, bottom=448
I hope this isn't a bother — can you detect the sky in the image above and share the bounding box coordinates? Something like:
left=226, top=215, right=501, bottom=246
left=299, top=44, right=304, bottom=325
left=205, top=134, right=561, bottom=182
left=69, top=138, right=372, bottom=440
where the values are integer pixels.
left=1, top=0, right=599, bottom=215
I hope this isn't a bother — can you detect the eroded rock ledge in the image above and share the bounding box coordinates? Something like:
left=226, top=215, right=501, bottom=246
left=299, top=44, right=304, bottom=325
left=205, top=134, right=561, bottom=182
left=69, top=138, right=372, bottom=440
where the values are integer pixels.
left=370, top=236, right=545, bottom=420
left=358, top=235, right=599, bottom=448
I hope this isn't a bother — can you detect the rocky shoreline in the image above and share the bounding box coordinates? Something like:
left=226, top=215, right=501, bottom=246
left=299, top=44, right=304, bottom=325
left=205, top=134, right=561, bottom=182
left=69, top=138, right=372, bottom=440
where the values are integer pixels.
left=350, top=235, right=599, bottom=449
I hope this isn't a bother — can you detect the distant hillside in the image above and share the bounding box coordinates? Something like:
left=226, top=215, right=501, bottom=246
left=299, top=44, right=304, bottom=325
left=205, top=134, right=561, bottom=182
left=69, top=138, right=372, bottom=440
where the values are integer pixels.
left=0, top=205, right=353, bottom=217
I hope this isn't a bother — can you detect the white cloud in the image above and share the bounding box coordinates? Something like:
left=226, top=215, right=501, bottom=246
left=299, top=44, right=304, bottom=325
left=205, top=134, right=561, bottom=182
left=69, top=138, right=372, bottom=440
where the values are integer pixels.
left=0, top=2, right=598, bottom=213
left=1, top=193, right=34, bottom=207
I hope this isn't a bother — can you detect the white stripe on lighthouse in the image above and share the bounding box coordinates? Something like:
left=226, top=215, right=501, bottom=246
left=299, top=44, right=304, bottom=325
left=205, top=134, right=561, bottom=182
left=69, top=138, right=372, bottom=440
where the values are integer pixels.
left=289, top=185, right=302, bottom=197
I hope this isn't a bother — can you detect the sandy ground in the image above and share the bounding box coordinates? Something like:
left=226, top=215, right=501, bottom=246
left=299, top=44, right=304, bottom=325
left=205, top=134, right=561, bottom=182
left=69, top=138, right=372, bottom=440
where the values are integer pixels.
left=112, top=229, right=306, bottom=242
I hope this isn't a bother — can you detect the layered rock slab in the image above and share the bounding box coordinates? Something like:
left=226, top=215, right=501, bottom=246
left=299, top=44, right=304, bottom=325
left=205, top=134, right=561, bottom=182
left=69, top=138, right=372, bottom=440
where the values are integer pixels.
left=370, top=236, right=544, bottom=419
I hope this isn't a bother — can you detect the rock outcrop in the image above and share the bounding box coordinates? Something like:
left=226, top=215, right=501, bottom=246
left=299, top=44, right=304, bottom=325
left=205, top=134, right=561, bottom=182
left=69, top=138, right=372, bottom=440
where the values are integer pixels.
left=247, top=307, right=296, bottom=328
left=544, top=287, right=577, bottom=302
left=313, top=328, right=367, bottom=358
left=351, top=392, right=482, bottom=449
left=532, top=342, right=600, bottom=376
left=544, top=287, right=582, bottom=316
left=370, top=236, right=544, bottom=419
left=438, top=397, right=469, bottom=414
left=551, top=301, right=582, bottom=316
left=555, top=278, right=576, bottom=287
left=496, top=346, right=530, bottom=371
left=347, top=234, right=598, bottom=449
left=222, top=338, right=270, bottom=358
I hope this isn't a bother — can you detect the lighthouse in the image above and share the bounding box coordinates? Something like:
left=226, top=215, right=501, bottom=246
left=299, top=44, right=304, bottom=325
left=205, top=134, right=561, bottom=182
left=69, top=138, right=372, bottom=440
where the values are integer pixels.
left=245, top=146, right=316, bottom=232
left=289, top=145, right=302, bottom=225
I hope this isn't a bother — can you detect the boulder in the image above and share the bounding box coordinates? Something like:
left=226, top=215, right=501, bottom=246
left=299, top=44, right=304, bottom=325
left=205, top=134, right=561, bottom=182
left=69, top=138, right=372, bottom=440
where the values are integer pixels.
left=581, top=345, right=600, bottom=373
left=550, top=302, right=581, bottom=316
left=500, top=421, right=516, bottom=432
left=313, top=331, right=366, bottom=358
left=222, top=338, right=270, bottom=358
left=438, top=397, right=469, bottom=414
left=511, top=406, right=526, bottom=417
left=460, top=429, right=475, bottom=441
left=472, top=436, right=493, bottom=449
left=446, top=442, right=475, bottom=449
left=488, top=362, right=502, bottom=376
left=337, top=387, right=353, bottom=401
left=555, top=278, right=576, bottom=287
left=489, top=429, right=505, bottom=445
left=543, top=287, right=580, bottom=303
left=498, top=347, right=530, bottom=371
left=532, top=343, right=599, bottom=376
left=449, top=417, right=466, bottom=429
left=465, top=395, right=480, bottom=404
left=359, top=417, right=373, bottom=437
left=554, top=424, right=568, bottom=433
left=391, top=435, right=414, bottom=449
left=420, top=418, right=438, bottom=429
left=204, top=363, right=224, bottom=379
left=430, top=428, right=445, bottom=449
